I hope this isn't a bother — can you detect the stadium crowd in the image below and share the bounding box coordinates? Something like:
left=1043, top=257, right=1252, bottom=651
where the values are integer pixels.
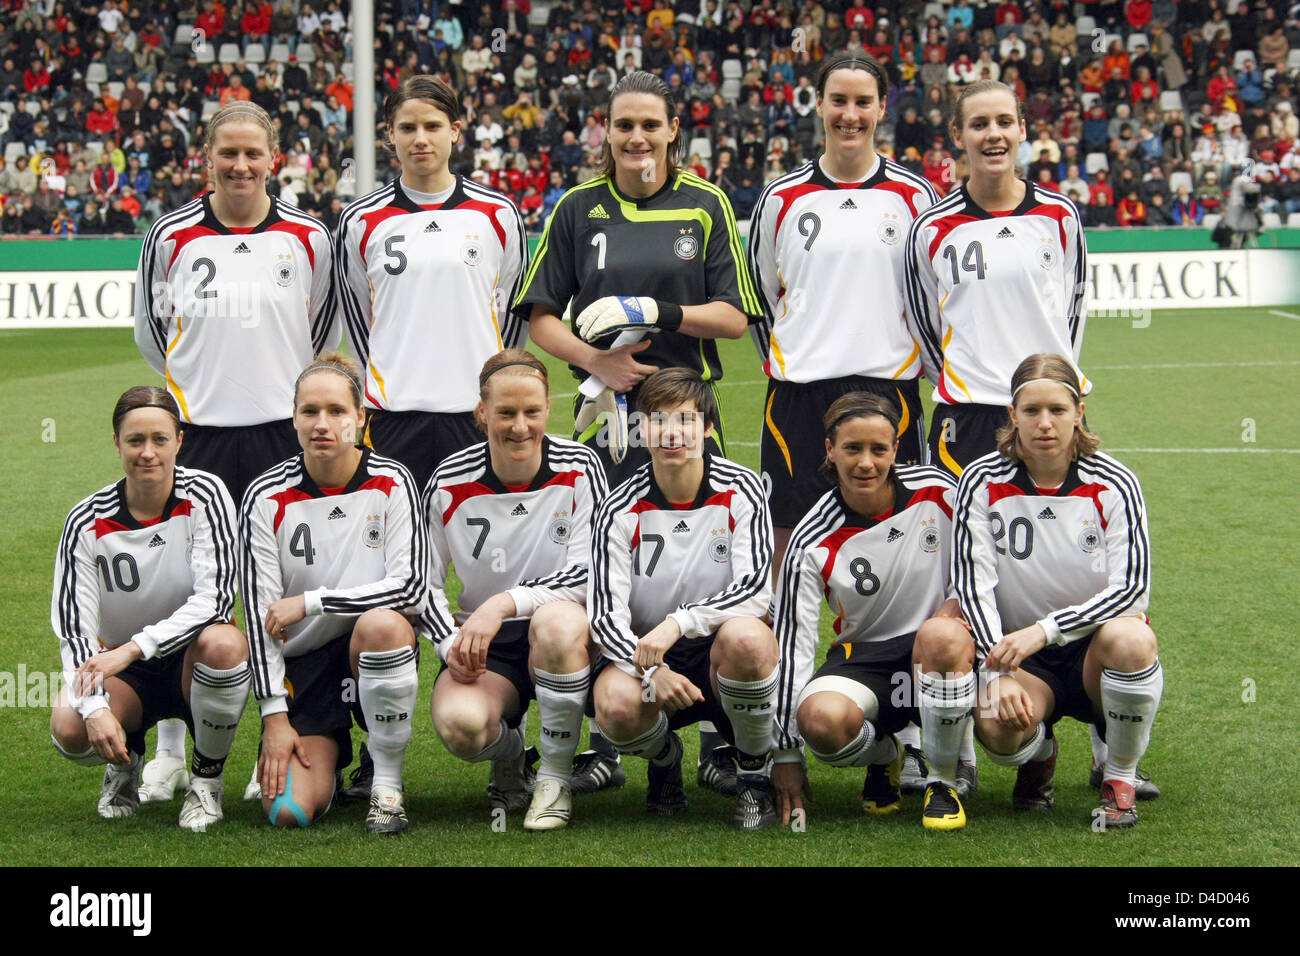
left=1, top=0, right=1300, bottom=236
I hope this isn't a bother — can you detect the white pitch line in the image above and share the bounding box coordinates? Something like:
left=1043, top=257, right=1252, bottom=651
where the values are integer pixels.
left=1108, top=447, right=1300, bottom=454
left=1268, top=309, right=1300, bottom=321
left=1090, top=359, right=1300, bottom=371
left=728, top=441, right=760, bottom=448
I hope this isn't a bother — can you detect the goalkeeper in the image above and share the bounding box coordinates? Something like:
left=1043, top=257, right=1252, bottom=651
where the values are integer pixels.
left=513, top=70, right=762, bottom=485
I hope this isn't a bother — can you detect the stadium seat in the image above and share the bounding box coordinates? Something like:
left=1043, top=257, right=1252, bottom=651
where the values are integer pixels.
left=1160, top=91, right=1184, bottom=112
left=1105, top=33, right=1122, bottom=53
left=244, top=44, right=266, bottom=64
left=528, top=2, right=551, bottom=29
left=1233, top=50, right=1255, bottom=71
left=245, top=63, right=262, bottom=77
left=924, top=3, right=945, bottom=19
left=1081, top=91, right=1099, bottom=110
left=195, top=42, right=215, bottom=65
left=107, top=81, right=124, bottom=101
left=219, top=43, right=241, bottom=64
left=1169, top=171, right=1193, bottom=193
left=1075, top=16, right=1096, bottom=36
left=174, top=24, right=193, bottom=47
left=1225, top=0, right=1243, bottom=12
left=85, top=81, right=101, bottom=97
left=721, top=59, right=742, bottom=80
left=202, top=99, right=220, bottom=118
left=1262, top=212, right=1282, bottom=228
left=1086, top=152, right=1110, bottom=175
left=85, top=62, right=108, bottom=84
left=1202, top=213, right=1221, bottom=230
left=294, top=45, right=316, bottom=64
left=1288, top=213, right=1300, bottom=227
left=721, top=78, right=741, bottom=102
left=4, top=142, right=27, bottom=165
left=0, top=101, right=13, bottom=116
left=1287, top=49, right=1300, bottom=73
left=342, top=62, right=355, bottom=82
left=1127, top=32, right=1148, bottom=53
left=269, top=43, right=292, bottom=63
left=689, top=136, right=712, bottom=160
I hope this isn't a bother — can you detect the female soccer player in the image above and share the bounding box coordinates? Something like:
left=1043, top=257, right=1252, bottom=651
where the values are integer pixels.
left=133, top=100, right=338, bottom=801
left=951, top=354, right=1161, bottom=828
left=422, top=350, right=608, bottom=831
left=515, top=70, right=762, bottom=486
left=770, top=392, right=970, bottom=830
left=749, top=53, right=939, bottom=573
left=335, top=75, right=529, bottom=492
left=49, top=387, right=247, bottom=831
left=240, top=353, right=426, bottom=833
left=587, top=369, right=779, bottom=831
left=905, top=80, right=1088, bottom=479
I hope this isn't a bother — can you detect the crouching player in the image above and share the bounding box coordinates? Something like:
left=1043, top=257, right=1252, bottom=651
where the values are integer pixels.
left=50, top=387, right=248, bottom=831
left=771, top=393, right=971, bottom=830
left=422, top=351, right=608, bottom=830
left=241, top=353, right=426, bottom=833
left=587, top=369, right=779, bottom=830
left=953, top=354, right=1161, bottom=828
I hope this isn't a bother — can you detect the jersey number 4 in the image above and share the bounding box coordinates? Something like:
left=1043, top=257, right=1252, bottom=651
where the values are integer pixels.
left=940, top=240, right=987, bottom=284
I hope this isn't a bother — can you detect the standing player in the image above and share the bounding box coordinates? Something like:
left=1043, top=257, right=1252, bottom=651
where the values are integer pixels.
left=952, top=354, right=1162, bottom=828
left=240, top=354, right=426, bottom=833
left=770, top=393, right=970, bottom=830
left=748, top=53, right=943, bottom=799
left=335, top=75, right=529, bottom=492
left=588, top=369, right=780, bottom=831
left=422, top=351, right=608, bottom=831
left=517, top=70, right=762, bottom=788
left=133, top=101, right=338, bottom=803
left=50, top=387, right=248, bottom=831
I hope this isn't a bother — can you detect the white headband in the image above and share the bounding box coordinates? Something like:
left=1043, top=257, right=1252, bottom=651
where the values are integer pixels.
left=1012, top=377, right=1079, bottom=400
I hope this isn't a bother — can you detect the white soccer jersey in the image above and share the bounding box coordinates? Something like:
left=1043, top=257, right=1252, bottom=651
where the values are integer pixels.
left=134, top=195, right=339, bottom=427
left=905, top=182, right=1089, bottom=406
left=749, top=155, right=939, bottom=383
left=239, top=451, right=426, bottom=716
left=335, top=176, right=529, bottom=414
left=953, top=451, right=1151, bottom=661
left=419, top=436, right=609, bottom=658
left=51, top=468, right=237, bottom=718
left=771, top=465, right=956, bottom=752
left=589, top=453, right=773, bottom=665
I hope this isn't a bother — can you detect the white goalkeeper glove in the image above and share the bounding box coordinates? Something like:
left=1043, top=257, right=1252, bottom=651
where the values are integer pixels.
left=574, top=386, right=631, bottom=464
left=574, top=295, right=683, bottom=342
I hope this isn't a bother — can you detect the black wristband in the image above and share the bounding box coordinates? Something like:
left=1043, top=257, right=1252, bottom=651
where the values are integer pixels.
left=654, top=300, right=684, bottom=332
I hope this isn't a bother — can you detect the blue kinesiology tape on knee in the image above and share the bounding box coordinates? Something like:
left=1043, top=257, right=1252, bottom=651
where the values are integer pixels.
left=268, top=767, right=310, bottom=827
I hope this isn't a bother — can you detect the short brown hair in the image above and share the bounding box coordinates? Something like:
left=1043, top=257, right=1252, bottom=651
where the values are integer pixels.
left=294, top=350, right=364, bottom=410
left=635, top=367, right=718, bottom=430
left=995, top=353, right=1100, bottom=463
left=384, top=74, right=462, bottom=131
left=598, top=71, right=684, bottom=182
left=204, top=101, right=276, bottom=154
left=113, top=386, right=181, bottom=436
left=951, top=79, right=1025, bottom=131
left=818, top=392, right=901, bottom=484
left=478, top=348, right=548, bottom=401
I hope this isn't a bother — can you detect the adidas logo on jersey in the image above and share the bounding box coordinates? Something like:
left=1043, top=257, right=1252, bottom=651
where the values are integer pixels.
left=147, top=533, right=166, bottom=548
left=511, top=503, right=529, bottom=516
left=328, top=506, right=346, bottom=520
left=424, top=220, right=441, bottom=232
left=588, top=203, right=611, bottom=219
left=996, top=226, right=1015, bottom=239
left=839, top=197, right=858, bottom=210
left=1038, top=507, right=1057, bottom=520
left=233, top=241, right=252, bottom=253
left=886, top=527, right=904, bottom=542
left=672, top=520, right=690, bottom=533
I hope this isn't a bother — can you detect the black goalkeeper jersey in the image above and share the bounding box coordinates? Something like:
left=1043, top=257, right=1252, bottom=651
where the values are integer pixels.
left=514, top=169, right=762, bottom=384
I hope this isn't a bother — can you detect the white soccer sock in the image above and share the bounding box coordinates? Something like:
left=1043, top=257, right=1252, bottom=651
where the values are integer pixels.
left=897, top=722, right=921, bottom=750
left=188, top=662, right=250, bottom=778
left=357, top=647, right=419, bottom=790
left=606, top=711, right=672, bottom=763
left=1101, top=660, right=1163, bottom=786
left=1090, top=724, right=1109, bottom=768
left=716, top=667, right=779, bottom=767
left=809, top=719, right=875, bottom=767
left=534, top=665, right=590, bottom=783
left=984, top=722, right=1053, bottom=767
left=918, top=670, right=977, bottom=786
left=156, top=717, right=186, bottom=758
left=470, top=720, right=523, bottom=764
left=960, top=718, right=977, bottom=762
left=865, top=733, right=898, bottom=766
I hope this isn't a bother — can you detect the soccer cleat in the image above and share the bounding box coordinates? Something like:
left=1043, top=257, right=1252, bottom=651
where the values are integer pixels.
left=646, top=732, right=688, bottom=816
left=1090, top=763, right=1160, bottom=800
left=487, top=743, right=531, bottom=812
left=97, top=752, right=144, bottom=820
left=1013, top=737, right=1058, bottom=811
left=861, top=734, right=903, bottom=815
left=1097, top=779, right=1139, bottom=829
left=922, top=781, right=966, bottom=831
left=365, top=784, right=408, bottom=834
left=899, top=744, right=929, bottom=795
left=733, top=771, right=779, bottom=832
left=178, top=779, right=224, bottom=832
left=337, top=744, right=374, bottom=806
left=956, top=759, right=979, bottom=799
left=524, top=778, right=573, bottom=831
left=139, top=751, right=189, bottom=803
left=697, top=744, right=742, bottom=796
left=243, top=763, right=261, bottom=801
left=569, top=749, right=626, bottom=794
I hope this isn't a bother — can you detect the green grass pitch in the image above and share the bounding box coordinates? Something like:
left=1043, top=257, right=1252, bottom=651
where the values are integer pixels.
left=0, top=308, right=1295, bottom=866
